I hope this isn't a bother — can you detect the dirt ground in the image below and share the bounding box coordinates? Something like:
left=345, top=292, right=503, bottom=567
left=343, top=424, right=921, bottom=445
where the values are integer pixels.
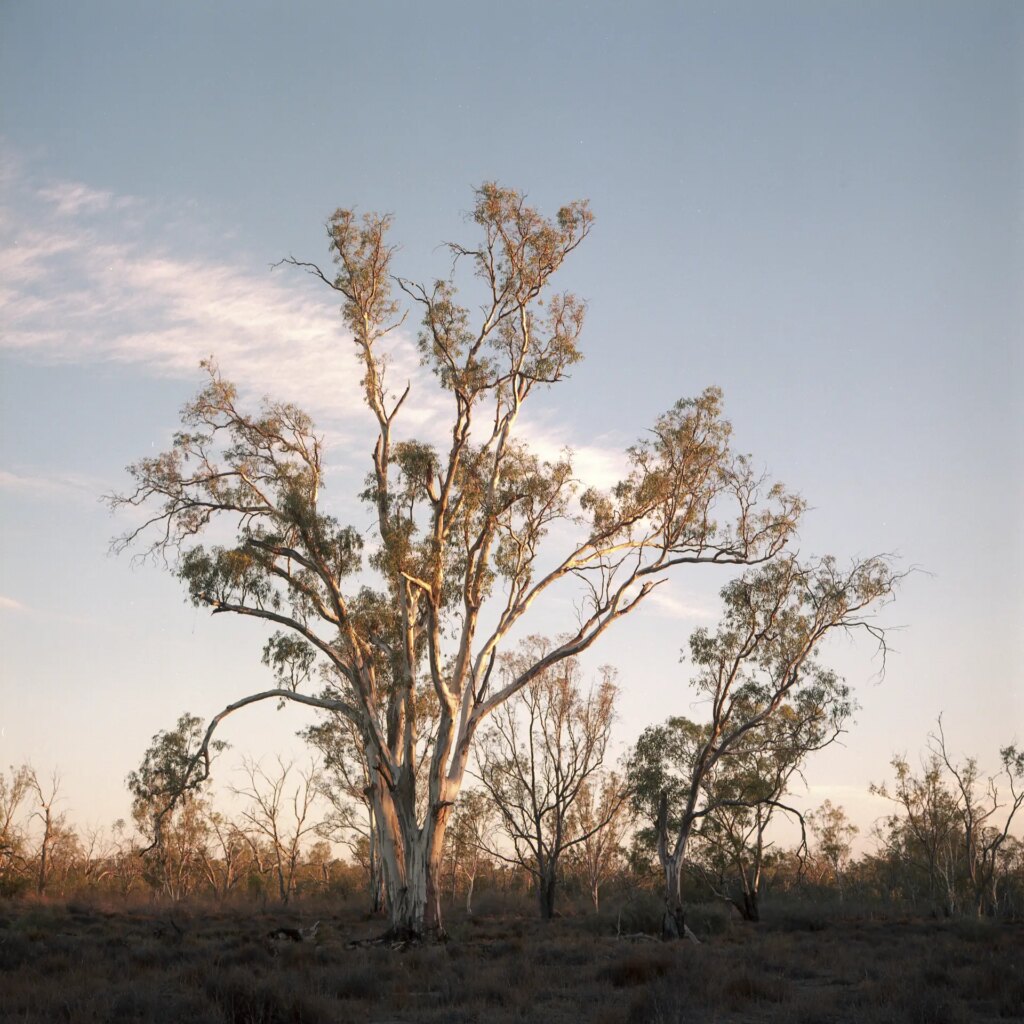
left=1, top=896, right=1022, bottom=1023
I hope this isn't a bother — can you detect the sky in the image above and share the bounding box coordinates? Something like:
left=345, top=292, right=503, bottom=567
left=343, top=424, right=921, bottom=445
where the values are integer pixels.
left=1, top=1, right=1021, bottom=846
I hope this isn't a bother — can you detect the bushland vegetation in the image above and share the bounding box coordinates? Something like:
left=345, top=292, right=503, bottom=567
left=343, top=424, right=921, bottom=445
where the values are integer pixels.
left=1, top=866, right=1023, bottom=1023
left=2, top=724, right=1024, bottom=1022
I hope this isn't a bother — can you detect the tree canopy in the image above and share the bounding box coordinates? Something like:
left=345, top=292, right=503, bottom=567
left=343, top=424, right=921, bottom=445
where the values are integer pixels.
left=111, top=184, right=821, bottom=937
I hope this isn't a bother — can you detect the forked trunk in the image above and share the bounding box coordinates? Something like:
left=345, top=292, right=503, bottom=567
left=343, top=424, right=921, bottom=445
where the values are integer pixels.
left=385, top=851, right=442, bottom=939
left=374, top=788, right=451, bottom=941
left=736, top=890, right=759, bottom=922
left=657, top=792, right=692, bottom=941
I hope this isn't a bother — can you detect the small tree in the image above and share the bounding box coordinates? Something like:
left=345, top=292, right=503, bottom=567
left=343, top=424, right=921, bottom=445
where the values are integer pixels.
left=872, top=724, right=1024, bottom=918
left=234, top=757, right=323, bottom=904
left=200, top=809, right=251, bottom=901
left=630, top=555, right=898, bottom=938
left=681, top=694, right=840, bottom=922
left=110, top=819, right=144, bottom=897
left=302, top=839, right=336, bottom=894
left=476, top=641, right=619, bottom=919
left=932, top=719, right=1024, bottom=917
left=142, top=799, right=213, bottom=900
left=47, top=823, right=89, bottom=897
left=444, top=789, right=494, bottom=915
left=27, top=768, right=64, bottom=896
left=72, top=827, right=116, bottom=893
left=871, top=751, right=962, bottom=915
left=808, top=799, right=858, bottom=899
left=110, top=183, right=806, bottom=938
left=566, top=771, right=631, bottom=912
left=0, top=765, right=32, bottom=895
left=127, top=713, right=227, bottom=900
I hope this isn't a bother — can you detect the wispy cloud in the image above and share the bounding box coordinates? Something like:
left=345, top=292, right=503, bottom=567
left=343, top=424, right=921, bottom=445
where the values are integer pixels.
left=1, top=158, right=626, bottom=491
left=36, top=181, right=133, bottom=217
left=0, top=468, right=102, bottom=499
left=518, top=419, right=628, bottom=492
left=0, top=591, right=103, bottom=628
left=646, top=587, right=718, bottom=622
left=1, top=165, right=380, bottom=438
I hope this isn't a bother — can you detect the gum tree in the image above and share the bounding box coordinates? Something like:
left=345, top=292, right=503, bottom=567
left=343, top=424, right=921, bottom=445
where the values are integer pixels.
left=111, top=184, right=803, bottom=939
left=566, top=771, right=632, bottom=912
left=630, top=555, right=899, bottom=938
left=932, top=720, right=1024, bottom=917
left=871, top=750, right=962, bottom=915
left=639, top=687, right=849, bottom=923
left=127, top=714, right=226, bottom=901
left=475, top=638, right=619, bottom=919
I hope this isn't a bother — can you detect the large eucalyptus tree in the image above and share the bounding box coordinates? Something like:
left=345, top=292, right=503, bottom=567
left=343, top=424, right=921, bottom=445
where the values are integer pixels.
left=112, top=184, right=803, bottom=939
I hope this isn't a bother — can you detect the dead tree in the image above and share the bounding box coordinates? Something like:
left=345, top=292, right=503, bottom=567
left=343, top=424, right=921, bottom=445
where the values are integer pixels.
left=27, top=768, right=64, bottom=896
left=234, top=757, right=324, bottom=905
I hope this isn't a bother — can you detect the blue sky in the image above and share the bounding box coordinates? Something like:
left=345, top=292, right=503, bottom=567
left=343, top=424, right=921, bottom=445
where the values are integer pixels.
left=1, top=1, right=1021, bottom=838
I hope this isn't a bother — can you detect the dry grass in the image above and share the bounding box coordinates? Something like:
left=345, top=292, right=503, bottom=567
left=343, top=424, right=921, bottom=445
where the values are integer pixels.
left=0, top=896, right=1021, bottom=1023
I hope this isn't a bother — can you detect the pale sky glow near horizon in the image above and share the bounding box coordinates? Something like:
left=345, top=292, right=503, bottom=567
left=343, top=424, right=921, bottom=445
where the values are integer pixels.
left=1, top=1, right=1022, bottom=851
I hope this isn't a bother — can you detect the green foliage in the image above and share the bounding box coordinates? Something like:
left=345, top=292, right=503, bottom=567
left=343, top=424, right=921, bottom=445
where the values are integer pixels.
left=628, top=559, right=866, bottom=851
left=126, top=713, right=226, bottom=841
left=180, top=545, right=275, bottom=610
left=1000, top=744, right=1024, bottom=780
left=262, top=632, right=316, bottom=694
left=583, top=389, right=805, bottom=562
left=410, top=183, right=592, bottom=398
left=808, top=800, right=859, bottom=874
left=628, top=717, right=706, bottom=851
left=0, top=764, right=32, bottom=885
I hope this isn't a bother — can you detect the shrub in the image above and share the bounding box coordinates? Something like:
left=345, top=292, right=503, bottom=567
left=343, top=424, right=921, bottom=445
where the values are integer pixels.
left=599, top=949, right=674, bottom=988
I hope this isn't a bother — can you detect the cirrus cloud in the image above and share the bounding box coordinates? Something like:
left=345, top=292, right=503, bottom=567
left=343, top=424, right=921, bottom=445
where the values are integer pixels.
left=1, top=156, right=626, bottom=491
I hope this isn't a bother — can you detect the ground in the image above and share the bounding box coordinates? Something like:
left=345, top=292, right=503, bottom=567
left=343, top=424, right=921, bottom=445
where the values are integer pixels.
left=1, top=895, right=1022, bottom=1023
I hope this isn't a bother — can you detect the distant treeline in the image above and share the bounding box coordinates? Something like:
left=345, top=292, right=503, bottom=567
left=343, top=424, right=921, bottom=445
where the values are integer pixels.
left=2, top=737, right=1023, bottom=921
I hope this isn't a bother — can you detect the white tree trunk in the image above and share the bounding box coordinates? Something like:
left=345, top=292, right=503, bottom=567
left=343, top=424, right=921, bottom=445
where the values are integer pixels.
left=371, top=779, right=450, bottom=939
